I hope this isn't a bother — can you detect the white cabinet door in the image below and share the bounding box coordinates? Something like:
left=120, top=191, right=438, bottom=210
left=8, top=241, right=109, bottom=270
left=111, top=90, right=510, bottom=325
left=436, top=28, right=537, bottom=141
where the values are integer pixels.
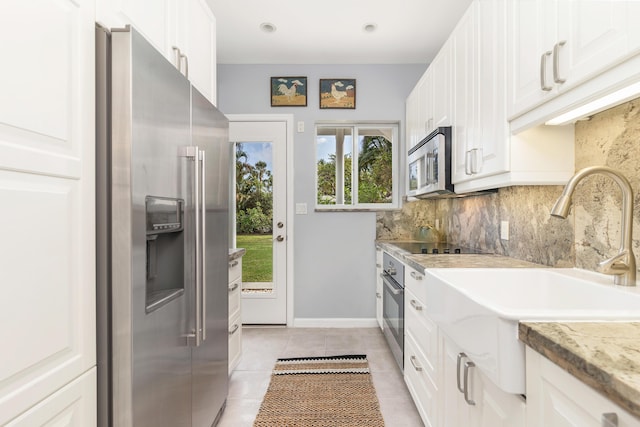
left=96, top=0, right=170, bottom=55
left=0, top=0, right=95, bottom=424
left=442, top=336, right=475, bottom=427
left=556, top=0, right=635, bottom=94
left=5, top=369, right=96, bottom=426
left=451, top=2, right=478, bottom=185
left=473, top=0, right=509, bottom=180
left=507, top=0, right=556, bottom=119
left=526, top=347, right=639, bottom=427
left=431, top=41, right=453, bottom=130
left=508, top=0, right=640, bottom=121
left=441, top=334, right=525, bottom=427
left=171, top=0, right=217, bottom=104
left=375, top=249, right=383, bottom=330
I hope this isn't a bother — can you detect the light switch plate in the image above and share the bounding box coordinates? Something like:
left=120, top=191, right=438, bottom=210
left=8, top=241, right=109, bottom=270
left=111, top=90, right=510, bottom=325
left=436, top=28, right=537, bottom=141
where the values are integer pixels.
left=295, top=203, right=307, bottom=214
left=297, top=121, right=305, bottom=133
left=500, top=220, right=509, bottom=240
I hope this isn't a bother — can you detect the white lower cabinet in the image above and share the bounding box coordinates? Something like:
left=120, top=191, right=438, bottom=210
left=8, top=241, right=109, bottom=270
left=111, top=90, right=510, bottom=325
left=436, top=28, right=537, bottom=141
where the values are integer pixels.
left=404, top=263, right=524, bottom=427
left=526, top=347, right=640, bottom=427
left=441, top=334, right=525, bottom=427
left=375, top=249, right=384, bottom=330
left=228, top=257, right=243, bottom=374
left=5, top=368, right=96, bottom=426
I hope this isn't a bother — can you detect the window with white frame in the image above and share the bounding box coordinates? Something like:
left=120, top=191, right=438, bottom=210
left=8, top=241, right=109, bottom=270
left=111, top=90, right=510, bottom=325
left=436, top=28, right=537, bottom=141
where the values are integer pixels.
left=315, top=123, right=399, bottom=210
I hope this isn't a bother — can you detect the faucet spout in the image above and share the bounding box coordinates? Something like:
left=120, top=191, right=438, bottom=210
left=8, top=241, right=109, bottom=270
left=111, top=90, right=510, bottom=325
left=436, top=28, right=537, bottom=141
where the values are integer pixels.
left=552, top=166, right=636, bottom=286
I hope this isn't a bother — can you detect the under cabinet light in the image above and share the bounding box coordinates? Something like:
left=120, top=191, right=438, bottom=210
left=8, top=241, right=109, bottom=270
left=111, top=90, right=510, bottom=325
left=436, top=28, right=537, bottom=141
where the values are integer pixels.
left=545, top=81, right=640, bottom=125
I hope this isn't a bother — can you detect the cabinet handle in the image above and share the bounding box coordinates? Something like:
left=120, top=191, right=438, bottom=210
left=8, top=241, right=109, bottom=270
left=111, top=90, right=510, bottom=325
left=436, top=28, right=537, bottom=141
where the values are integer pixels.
left=180, top=53, right=189, bottom=78
left=172, top=46, right=182, bottom=72
left=540, top=50, right=553, bottom=91
left=229, top=324, right=239, bottom=336
left=410, top=355, right=423, bottom=372
left=410, top=271, right=422, bottom=280
left=465, top=150, right=473, bottom=175
left=602, top=413, right=618, bottom=427
left=228, top=282, right=239, bottom=292
left=229, top=260, right=239, bottom=268
left=376, top=263, right=382, bottom=268
left=376, top=292, right=382, bottom=299
left=553, top=40, right=567, bottom=84
left=463, top=360, right=476, bottom=406
left=456, top=352, right=467, bottom=393
left=410, top=299, right=423, bottom=311
left=468, top=148, right=482, bottom=175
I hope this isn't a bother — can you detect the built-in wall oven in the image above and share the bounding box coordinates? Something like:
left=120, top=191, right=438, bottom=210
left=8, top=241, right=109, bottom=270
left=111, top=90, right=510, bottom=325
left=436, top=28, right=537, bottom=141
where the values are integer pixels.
left=381, top=252, right=405, bottom=370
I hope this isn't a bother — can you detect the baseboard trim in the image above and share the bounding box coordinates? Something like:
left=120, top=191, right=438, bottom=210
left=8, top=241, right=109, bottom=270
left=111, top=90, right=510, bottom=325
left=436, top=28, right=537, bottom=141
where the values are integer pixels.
left=293, top=318, right=379, bottom=328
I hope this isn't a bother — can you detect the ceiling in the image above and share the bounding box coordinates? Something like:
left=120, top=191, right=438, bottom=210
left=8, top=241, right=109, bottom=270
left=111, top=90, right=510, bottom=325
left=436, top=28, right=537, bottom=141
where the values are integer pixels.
left=206, top=0, right=474, bottom=65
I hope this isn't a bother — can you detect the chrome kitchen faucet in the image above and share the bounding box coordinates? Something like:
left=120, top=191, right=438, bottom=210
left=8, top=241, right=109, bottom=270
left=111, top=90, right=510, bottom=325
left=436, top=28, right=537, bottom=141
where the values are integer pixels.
left=551, top=166, right=637, bottom=286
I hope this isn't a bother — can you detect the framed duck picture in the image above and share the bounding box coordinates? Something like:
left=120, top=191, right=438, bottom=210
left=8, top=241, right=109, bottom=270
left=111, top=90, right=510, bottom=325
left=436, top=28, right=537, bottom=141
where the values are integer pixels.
left=319, top=79, right=356, bottom=109
left=270, top=77, right=307, bottom=107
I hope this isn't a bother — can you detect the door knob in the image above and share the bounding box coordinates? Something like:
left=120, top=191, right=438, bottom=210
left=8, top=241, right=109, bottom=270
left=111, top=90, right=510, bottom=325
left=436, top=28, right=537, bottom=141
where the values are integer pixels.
left=276, top=235, right=284, bottom=242
left=277, top=222, right=284, bottom=228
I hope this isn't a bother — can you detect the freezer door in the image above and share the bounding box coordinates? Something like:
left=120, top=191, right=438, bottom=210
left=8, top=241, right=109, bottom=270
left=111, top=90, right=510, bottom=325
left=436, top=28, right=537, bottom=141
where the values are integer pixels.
left=110, top=27, right=192, bottom=427
left=190, top=87, right=230, bottom=427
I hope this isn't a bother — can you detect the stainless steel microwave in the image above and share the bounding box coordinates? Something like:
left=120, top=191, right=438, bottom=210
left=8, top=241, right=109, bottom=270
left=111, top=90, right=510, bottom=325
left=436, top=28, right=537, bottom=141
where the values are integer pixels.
left=407, top=127, right=453, bottom=198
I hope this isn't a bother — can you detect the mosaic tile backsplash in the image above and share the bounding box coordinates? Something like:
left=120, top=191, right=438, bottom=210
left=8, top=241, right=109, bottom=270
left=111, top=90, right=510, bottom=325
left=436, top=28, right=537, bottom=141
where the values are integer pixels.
left=377, top=98, right=640, bottom=271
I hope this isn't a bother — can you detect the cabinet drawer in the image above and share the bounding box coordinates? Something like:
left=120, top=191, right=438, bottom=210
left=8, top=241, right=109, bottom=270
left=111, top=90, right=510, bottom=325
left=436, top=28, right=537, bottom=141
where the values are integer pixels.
left=229, top=258, right=241, bottom=282
left=405, top=266, right=426, bottom=302
left=228, top=311, right=242, bottom=374
left=404, top=333, right=439, bottom=427
left=405, top=288, right=438, bottom=380
left=228, top=277, right=241, bottom=318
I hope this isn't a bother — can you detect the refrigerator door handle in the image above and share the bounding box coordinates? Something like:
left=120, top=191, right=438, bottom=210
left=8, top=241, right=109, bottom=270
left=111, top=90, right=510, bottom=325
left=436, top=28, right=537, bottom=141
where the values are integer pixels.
left=182, top=145, right=203, bottom=347
left=199, top=149, right=206, bottom=342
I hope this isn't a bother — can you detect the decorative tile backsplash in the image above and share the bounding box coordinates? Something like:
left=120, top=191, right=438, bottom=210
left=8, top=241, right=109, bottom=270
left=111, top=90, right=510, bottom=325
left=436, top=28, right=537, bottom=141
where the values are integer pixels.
left=377, top=97, right=640, bottom=271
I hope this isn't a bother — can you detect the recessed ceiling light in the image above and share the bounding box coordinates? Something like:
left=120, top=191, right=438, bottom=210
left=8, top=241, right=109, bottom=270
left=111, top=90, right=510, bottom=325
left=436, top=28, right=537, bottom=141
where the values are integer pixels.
left=260, top=22, right=277, bottom=33
left=363, top=23, right=377, bottom=33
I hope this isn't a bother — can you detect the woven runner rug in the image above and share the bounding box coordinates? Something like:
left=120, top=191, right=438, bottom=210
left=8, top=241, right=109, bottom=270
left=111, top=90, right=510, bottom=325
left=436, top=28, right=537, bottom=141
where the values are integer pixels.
left=253, top=354, right=385, bottom=427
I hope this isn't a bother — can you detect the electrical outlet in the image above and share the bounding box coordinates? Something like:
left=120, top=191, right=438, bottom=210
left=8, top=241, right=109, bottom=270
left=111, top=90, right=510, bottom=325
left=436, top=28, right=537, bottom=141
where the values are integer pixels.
left=501, top=220, right=509, bottom=240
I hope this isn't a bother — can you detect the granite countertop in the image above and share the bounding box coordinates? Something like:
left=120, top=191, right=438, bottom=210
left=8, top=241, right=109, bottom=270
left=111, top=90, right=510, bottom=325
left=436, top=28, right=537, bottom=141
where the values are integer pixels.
left=229, top=247, right=246, bottom=261
left=376, top=240, right=543, bottom=272
left=520, top=322, right=640, bottom=419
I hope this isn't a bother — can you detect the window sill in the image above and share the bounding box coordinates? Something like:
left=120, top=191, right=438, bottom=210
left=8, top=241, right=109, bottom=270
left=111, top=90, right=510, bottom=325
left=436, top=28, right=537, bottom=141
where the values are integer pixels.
left=314, top=205, right=400, bottom=213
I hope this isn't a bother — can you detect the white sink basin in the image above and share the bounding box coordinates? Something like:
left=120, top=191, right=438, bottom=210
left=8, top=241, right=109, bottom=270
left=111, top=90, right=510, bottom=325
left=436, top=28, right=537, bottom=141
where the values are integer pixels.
left=424, top=268, right=640, bottom=394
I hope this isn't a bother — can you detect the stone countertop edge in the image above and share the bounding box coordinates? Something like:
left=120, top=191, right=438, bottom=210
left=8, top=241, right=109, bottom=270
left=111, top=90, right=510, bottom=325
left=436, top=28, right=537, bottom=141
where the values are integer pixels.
left=375, top=240, right=544, bottom=272
left=519, top=322, right=640, bottom=420
left=229, top=247, right=246, bottom=261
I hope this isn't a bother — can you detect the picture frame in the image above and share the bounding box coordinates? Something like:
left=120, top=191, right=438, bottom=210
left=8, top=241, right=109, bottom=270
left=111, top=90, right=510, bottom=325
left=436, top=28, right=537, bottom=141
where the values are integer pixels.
left=270, top=76, right=307, bottom=107
left=319, top=79, right=356, bottom=109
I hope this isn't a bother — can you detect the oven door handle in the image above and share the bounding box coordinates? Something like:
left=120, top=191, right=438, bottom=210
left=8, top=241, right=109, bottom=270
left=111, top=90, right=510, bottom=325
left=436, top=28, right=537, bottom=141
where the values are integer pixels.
left=381, top=273, right=403, bottom=295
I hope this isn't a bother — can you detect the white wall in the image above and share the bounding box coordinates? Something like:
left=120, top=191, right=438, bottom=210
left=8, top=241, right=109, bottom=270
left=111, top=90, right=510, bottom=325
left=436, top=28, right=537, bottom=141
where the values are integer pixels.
left=218, top=64, right=425, bottom=322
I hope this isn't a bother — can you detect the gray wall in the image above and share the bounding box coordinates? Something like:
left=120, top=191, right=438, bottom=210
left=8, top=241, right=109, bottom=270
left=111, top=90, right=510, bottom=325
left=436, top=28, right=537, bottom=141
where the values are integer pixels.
left=218, top=64, right=425, bottom=321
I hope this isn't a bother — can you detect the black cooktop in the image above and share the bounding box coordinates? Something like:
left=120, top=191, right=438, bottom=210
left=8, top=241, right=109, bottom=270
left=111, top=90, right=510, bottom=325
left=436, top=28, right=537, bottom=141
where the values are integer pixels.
left=391, top=242, right=485, bottom=255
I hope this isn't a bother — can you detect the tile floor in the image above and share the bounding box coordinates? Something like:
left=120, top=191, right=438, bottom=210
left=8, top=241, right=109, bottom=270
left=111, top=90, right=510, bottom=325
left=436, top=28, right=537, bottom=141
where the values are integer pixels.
left=217, top=326, right=425, bottom=427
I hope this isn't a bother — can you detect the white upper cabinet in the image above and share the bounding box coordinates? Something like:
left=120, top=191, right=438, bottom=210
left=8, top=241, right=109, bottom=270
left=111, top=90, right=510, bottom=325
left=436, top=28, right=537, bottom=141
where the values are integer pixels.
left=0, top=0, right=96, bottom=424
left=169, top=0, right=217, bottom=105
left=96, top=0, right=171, bottom=54
left=431, top=40, right=453, bottom=130
left=508, top=0, right=640, bottom=128
left=97, top=0, right=218, bottom=104
left=452, top=0, right=509, bottom=186
left=451, top=2, right=479, bottom=184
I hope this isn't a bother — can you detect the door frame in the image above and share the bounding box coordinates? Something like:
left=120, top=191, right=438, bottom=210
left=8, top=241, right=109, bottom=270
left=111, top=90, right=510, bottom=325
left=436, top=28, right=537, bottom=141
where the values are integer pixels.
left=227, top=114, right=294, bottom=326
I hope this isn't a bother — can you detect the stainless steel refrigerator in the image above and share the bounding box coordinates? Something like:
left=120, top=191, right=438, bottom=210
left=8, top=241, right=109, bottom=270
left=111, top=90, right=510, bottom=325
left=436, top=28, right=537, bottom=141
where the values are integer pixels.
left=96, top=25, right=229, bottom=427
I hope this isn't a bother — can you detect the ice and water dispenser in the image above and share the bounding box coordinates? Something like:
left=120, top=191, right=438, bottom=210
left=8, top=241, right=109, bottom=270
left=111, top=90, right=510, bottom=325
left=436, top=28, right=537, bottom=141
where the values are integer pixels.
left=145, top=196, right=185, bottom=312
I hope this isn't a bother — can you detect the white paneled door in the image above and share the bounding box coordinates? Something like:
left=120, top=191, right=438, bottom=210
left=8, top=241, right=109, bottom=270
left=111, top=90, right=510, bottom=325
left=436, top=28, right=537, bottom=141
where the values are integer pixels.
left=0, top=0, right=96, bottom=424
left=229, top=118, right=290, bottom=325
